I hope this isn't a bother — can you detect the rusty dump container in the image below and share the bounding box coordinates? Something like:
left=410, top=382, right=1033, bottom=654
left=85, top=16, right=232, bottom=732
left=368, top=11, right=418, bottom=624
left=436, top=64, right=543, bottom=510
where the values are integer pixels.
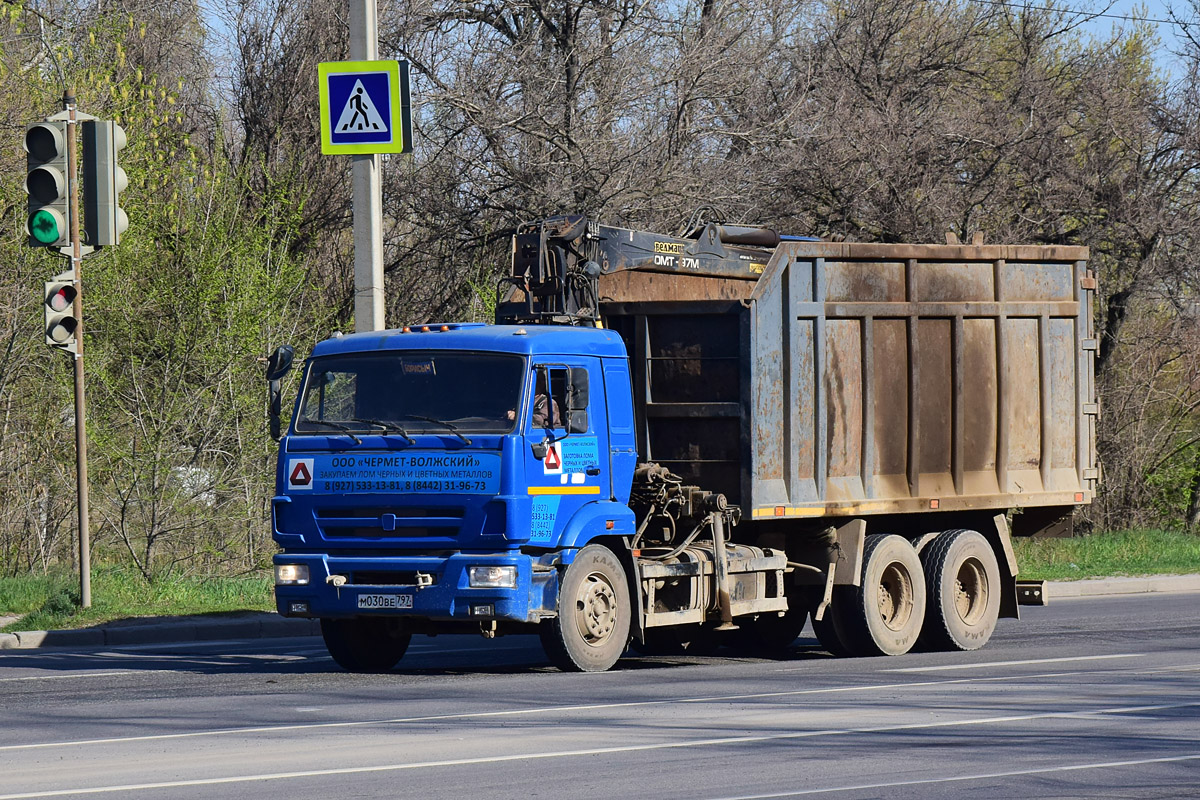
left=600, top=240, right=1098, bottom=523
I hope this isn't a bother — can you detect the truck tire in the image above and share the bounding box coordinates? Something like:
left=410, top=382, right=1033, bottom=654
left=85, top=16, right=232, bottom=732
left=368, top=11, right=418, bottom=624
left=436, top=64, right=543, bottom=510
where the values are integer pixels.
left=540, top=544, right=631, bottom=672
left=839, top=534, right=926, bottom=656
left=320, top=617, right=411, bottom=673
left=920, top=529, right=1001, bottom=651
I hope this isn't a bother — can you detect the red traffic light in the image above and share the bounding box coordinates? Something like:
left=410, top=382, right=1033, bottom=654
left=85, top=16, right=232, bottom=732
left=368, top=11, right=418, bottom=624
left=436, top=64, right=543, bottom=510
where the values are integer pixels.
left=48, top=285, right=75, bottom=312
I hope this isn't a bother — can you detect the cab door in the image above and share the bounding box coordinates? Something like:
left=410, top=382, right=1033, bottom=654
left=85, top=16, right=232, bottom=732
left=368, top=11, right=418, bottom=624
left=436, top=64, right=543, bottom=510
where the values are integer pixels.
left=522, top=359, right=608, bottom=547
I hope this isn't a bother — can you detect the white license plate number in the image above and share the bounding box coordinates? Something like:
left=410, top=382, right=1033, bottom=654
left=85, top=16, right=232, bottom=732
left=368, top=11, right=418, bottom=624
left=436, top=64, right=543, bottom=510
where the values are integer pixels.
left=357, top=593, right=413, bottom=610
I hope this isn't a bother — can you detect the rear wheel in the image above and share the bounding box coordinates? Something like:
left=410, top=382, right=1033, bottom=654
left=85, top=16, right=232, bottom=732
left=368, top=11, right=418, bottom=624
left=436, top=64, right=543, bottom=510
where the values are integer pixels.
left=320, top=617, right=411, bottom=673
left=540, top=544, right=631, bottom=672
left=838, top=534, right=926, bottom=656
left=920, top=529, right=1001, bottom=651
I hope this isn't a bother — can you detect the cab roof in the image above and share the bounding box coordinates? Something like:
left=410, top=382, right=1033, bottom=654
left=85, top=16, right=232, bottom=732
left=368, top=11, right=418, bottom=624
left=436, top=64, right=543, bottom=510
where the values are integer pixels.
left=309, top=323, right=628, bottom=359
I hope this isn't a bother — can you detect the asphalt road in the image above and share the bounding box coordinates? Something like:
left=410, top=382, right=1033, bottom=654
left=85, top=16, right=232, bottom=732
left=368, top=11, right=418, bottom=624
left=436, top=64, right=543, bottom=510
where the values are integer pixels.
left=1, top=592, right=1198, bottom=799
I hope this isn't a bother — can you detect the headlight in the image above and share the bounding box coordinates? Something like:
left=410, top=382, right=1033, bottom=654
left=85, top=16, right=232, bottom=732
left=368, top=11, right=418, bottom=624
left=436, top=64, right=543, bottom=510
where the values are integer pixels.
left=468, top=565, right=516, bottom=589
left=275, top=564, right=310, bottom=585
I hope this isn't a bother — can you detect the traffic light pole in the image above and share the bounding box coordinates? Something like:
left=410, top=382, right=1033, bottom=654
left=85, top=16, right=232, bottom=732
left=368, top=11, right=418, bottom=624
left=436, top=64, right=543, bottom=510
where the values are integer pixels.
left=64, top=90, right=92, bottom=609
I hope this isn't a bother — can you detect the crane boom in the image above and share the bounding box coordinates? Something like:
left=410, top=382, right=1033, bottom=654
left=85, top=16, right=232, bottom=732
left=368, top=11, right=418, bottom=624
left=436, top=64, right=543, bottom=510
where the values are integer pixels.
left=496, top=214, right=803, bottom=325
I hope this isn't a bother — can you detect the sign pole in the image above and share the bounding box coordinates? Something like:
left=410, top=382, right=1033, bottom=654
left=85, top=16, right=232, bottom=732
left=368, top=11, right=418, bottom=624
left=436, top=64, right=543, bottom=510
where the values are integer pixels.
left=350, top=0, right=385, bottom=333
left=64, top=90, right=92, bottom=609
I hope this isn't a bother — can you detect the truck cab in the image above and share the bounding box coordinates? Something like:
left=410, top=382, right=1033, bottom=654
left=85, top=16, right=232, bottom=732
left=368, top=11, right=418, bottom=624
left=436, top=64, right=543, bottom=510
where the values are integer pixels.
left=272, top=323, right=640, bottom=670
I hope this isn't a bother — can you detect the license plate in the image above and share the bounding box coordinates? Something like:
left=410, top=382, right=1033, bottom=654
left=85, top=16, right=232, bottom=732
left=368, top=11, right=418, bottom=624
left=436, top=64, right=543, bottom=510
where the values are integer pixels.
left=357, top=593, right=413, bottom=610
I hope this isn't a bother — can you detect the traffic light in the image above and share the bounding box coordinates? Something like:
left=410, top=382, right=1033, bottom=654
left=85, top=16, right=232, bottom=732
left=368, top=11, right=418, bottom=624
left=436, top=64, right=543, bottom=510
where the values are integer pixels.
left=82, top=120, right=128, bottom=246
left=44, top=278, right=78, bottom=352
left=25, top=122, right=71, bottom=248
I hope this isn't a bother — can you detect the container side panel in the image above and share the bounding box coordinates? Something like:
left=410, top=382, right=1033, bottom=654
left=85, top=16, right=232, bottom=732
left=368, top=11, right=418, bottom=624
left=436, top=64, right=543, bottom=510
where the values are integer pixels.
left=825, top=261, right=905, bottom=303
left=1002, top=262, right=1074, bottom=302
left=962, top=318, right=1001, bottom=496
left=1004, top=317, right=1043, bottom=492
left=792, top=318, right=818, bottom=501
left=824, top=319, right=865, bottom=501
left=1048, top=316, right=1078, bottom=489
left=752, top=265, right=786, bottom=501
left=919, top=262, right=994, bottom=302
left=872, top=318, right=910, bottom=499
left=917, top=319, right=954, bottom=496
left=649, top=417, right=741, bottom=501
left=648, top=315, right=739, bottom=402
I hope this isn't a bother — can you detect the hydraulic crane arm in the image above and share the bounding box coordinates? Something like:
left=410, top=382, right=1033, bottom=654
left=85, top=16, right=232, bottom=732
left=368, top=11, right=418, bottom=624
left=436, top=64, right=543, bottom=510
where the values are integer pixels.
left=496, top=214, right=796, bottom=326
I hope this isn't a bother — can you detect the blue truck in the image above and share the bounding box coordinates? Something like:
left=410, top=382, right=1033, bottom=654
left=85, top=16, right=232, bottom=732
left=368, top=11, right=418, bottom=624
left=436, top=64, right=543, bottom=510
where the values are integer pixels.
left=268, top=215, right=1097, bottom=672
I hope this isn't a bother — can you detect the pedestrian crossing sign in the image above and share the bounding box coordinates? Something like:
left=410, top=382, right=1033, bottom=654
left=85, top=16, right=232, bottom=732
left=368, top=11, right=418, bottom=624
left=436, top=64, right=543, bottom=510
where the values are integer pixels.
left=318, top=60, right=412, bottom=155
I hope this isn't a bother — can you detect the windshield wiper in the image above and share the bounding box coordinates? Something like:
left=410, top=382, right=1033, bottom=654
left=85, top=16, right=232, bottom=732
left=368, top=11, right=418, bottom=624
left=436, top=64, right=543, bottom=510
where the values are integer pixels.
left=298, top=418, right=362, bottom=445
left=348, top=418, right=416, bottom=446
left=402, top=414, right=473, bottom=446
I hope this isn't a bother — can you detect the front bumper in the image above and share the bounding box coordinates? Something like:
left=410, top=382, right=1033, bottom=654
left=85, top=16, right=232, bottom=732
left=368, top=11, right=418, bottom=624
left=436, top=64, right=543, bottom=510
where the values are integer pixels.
left=273, top=552, right=558, bottom=623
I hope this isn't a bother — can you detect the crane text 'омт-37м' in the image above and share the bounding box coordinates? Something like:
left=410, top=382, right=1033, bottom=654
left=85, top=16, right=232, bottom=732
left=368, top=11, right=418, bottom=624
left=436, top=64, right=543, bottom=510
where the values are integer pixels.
left=266, top=214, right=1098, bottom=671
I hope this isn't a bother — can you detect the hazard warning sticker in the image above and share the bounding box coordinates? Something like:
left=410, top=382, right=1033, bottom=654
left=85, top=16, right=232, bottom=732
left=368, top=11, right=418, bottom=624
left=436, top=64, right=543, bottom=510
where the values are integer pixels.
left=288, top=458, right=315, bottom=490
left=542, top=443, right=563, bottom=475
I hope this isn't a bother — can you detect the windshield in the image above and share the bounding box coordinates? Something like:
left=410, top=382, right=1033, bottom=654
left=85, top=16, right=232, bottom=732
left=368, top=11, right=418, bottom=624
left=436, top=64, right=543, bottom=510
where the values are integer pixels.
left=295, top=351, right=524, bottom=435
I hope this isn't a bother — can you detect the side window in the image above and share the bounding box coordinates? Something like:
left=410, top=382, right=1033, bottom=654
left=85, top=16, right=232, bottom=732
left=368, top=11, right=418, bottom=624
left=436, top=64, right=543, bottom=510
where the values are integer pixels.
left=566, top=367, right=589, bottom=433
left=530, top=366, right=589, bottom=432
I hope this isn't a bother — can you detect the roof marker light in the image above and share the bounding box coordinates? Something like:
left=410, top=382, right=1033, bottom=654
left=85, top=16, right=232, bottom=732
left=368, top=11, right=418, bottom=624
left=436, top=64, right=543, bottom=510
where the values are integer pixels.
left=441, top=325, right=450, bottom=332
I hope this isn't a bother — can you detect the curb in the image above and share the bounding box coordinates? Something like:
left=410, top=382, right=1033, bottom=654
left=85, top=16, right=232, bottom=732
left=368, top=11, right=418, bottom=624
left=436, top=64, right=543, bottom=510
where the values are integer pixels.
left=3, top=575, right=1198, bottom=651
left=0, top=613, right=320, bottom=651
left=1045, top=573, right=1200, bottom=599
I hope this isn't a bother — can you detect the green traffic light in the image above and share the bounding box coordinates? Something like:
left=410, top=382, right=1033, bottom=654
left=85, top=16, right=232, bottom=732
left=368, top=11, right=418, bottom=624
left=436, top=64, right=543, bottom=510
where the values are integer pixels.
left=29, top=209, right=62, bottom=244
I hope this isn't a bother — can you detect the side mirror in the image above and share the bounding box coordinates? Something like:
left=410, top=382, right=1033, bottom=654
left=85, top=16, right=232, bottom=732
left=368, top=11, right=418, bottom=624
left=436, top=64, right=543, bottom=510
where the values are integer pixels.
left=531, top=439, right=549, bottom=460
left=266, top=345, right=295, bottom=381
left=266, top=345, right=295, bottom=442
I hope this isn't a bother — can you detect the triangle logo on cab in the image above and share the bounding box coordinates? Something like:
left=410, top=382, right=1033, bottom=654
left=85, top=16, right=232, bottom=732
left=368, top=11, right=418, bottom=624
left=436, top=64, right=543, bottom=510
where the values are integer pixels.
left=543, top=443, right=562, bottom=475
left=289, top=459, right=314, bottom=490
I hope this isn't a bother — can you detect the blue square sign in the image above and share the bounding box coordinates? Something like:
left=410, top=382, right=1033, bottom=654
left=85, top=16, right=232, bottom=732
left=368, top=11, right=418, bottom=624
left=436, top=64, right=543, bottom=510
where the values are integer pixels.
left=319, top=60, right=412, bottom=155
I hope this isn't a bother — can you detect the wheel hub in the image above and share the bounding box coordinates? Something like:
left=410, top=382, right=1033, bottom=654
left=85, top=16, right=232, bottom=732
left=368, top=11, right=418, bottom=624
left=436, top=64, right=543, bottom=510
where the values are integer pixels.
left=877, top=563, right=914, bottom=631
left=576, top=573, right=617, bottom=646
left=954, top=558, right=988, bottom=624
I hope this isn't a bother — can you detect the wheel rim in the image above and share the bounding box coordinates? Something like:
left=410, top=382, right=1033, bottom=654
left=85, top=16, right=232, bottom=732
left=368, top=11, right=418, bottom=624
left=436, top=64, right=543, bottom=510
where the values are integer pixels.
left=876, top=562, right=914, bottom=632
left=953, top=557, right=989, bottom=625
left=575, top=572, right=618, bottom=647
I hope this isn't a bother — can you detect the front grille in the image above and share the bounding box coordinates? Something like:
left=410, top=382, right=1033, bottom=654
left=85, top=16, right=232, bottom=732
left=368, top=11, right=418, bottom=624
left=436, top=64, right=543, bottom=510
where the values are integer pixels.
left=314, top=507, right=464, bottom=539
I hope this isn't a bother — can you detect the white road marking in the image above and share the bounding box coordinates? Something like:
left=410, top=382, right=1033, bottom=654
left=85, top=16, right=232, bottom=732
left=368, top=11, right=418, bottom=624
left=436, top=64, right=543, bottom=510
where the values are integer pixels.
left=882, top=653, right=1145, bottom=672
left=1, top=700, right=1196, bottom=799
left=707, top=753, right=1200, bottom=798
left=0, top=669, right=1168, bottom=752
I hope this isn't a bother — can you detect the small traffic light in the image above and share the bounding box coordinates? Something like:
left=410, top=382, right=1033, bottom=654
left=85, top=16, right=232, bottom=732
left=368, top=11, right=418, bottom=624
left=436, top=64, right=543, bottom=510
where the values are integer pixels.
left=25, top=122, right=71, bottom=248
left=82, top=120, right=128, bottom=246
left=44, top=278, right=78, bottom=352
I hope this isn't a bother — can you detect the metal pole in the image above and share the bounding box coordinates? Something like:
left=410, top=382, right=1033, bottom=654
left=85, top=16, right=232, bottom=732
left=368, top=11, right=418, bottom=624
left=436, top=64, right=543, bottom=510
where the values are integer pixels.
left=350, top=0, right=385, bottom=333
left=65, top=90, right=91, bottom=608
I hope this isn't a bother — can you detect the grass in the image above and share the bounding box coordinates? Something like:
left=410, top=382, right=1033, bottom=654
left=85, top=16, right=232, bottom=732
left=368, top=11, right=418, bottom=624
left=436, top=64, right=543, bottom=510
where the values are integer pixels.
left=0, top=563, right=274, bottom=633
left=1012, top=528, right=1200, bottom=581
left=3, top=529, right=1198, bottom=632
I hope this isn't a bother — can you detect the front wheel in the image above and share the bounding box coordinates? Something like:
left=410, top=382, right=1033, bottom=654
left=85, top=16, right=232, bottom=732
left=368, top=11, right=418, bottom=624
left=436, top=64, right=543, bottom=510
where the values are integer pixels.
left=540, top=544, right=631, bottom=672
left=320, top=617, right=411, bottom=673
